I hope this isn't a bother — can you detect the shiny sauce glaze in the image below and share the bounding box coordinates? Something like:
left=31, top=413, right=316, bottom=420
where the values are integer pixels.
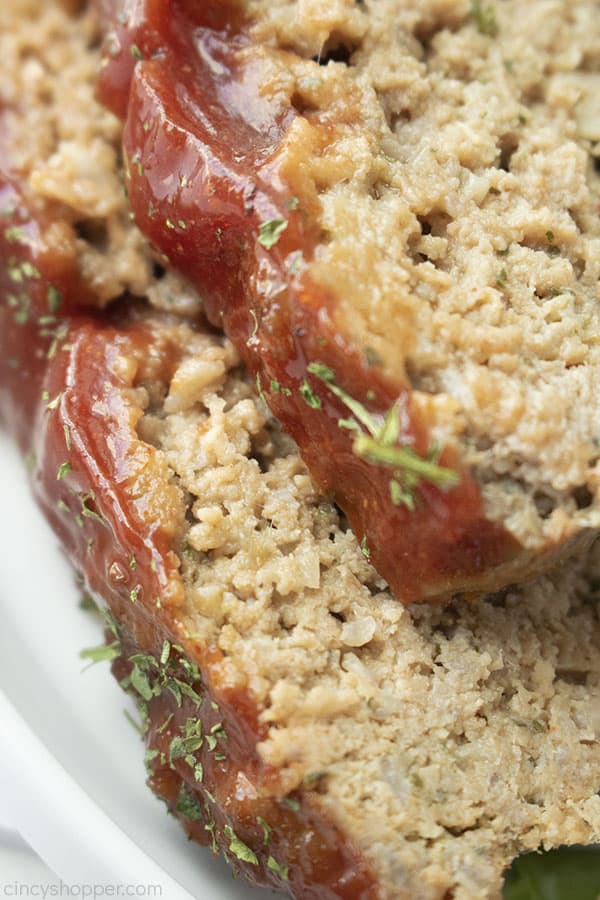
left=0, top=176, right=379, bottom=896
left=95, top=0, right=519, bottom=603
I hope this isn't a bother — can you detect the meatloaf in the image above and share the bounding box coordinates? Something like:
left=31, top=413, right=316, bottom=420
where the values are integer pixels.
left=90, top=0, right=600, bottom=603
left=1, top=2, right=600, bottom=899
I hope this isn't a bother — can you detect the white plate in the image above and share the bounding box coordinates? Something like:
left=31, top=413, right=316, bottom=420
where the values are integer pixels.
left=0, top=429, right=275, bottom=899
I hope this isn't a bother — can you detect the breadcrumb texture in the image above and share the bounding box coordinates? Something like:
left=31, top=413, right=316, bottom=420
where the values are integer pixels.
left=2, top=2, right=600, bottom=899
left=0, top=0, right=201, bottom=315
left=246, top=0, right=600, bottom=565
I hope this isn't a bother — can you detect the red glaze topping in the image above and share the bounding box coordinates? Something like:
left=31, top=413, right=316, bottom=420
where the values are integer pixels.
left=95, top=0, right=519, bottom=604
left=0, top=176, right=379, bottom=898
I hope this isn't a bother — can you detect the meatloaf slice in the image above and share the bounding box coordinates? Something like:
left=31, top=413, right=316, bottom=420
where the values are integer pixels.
left=3, top=234, right=600, bottom=900
left=1, top=4, right=600, bottom=898
left=94, top=0, right=600, bottom=603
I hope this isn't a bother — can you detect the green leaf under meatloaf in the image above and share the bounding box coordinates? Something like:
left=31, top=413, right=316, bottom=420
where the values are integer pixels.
left=504, top=847, right=600, bottom=899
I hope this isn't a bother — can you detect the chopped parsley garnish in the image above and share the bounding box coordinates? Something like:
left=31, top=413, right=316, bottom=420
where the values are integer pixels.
left=130, top=44, right=144, bottom=61
left=4, top=225, right=26, bottom=244
left=160, top=639, right=170, bottom=665
left=496, top=267, right=508, bottom=288
left=258, top=218, right=287, bottom=250
left=255, top=372, right=266, bottom=403
left=267, top=856, right=289, bottom=880
left=56, top=461, right=71, bottom=480
left=224, top=825, right=258, bottom=865
left=270, top=379, right=292, bottom=396
left=170, top=721, right=203, bottom=762
left=175, top=784, right=203, bottom=822
left=80, top=492, right=105, bottom=523
left=46, top=391, right=62, bottom=411
left=256, top=816, right=272, bottom=845
left=360, top=535, right=371, bottom=561
left=300, top=379, right=322, bottom=409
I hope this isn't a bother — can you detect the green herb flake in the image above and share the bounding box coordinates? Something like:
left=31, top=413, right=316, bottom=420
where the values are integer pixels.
left=255, top=372, right=266, bottom=403
left=300, top=379, right=322, bottom=409
left=130, top=662, right=154, bottom=701
left=78, top=594, right=97, bottom=613
left=496, top=267, right=508, bottom=288
left=56, top=461, right=71, bottom=480
left=130, top=44, right=144, bottom=61
left=360, top=535, right=371, bottom=561
left=156, top=713, right=174, bottom=735
left=267, top=856, right=289, bottom=880
left=205, top=819, right=218, bottom=853
left=257, top=218, right=287, bottom=250
left=160, top=639, right=171, bottom=665
left=21, top=261, right=40, bottom=279
left=354, top=434, right=459, bottom=491
left=281, top=797, right=301, bottom=813
left=175, top=784, right=203, bottom=822
left=63, top=424, right=72, bottom=451
left=270, top=379, right=292, bottom=396
left=46, top=392, right=62, bottom=411
left=80, top=641, right=120, bottom=665
left=144, top=748, right=159, bottom=768
left=169, top=730, right=203, bottom=763
left=130, top=585, right=140, bottom=603
left=5, top=225, right=26, bottom=244
left=546, top=230, right=555, bottom=243
left=256, top=816, right=272, bottom=845
left=390, top=478, right=416, bottom=510
left=470, top=0, right=499, bottom=36
left=223, top=825, right=258, bottom=865
left=80, top=492, right=105, bottom=523
left=129, top=553, right=137, bottom=571
left=176, top=680, right=202, bottom=705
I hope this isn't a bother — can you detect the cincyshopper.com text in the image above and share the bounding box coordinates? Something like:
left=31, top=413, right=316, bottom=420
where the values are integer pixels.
left=1, top=884, right=162, bottom=899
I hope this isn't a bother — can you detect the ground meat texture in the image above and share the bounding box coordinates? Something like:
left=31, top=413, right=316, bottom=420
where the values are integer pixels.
left=1, top=3, right=600, bottom=900
left=93, top=0, right=600, bottom=603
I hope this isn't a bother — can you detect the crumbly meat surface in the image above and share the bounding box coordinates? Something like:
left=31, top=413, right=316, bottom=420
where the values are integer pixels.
left=144, top=327, right=600, bottom=900
left=2, top=2, right=600, bottom=899
left=244, top=0, right=600, bottom=553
